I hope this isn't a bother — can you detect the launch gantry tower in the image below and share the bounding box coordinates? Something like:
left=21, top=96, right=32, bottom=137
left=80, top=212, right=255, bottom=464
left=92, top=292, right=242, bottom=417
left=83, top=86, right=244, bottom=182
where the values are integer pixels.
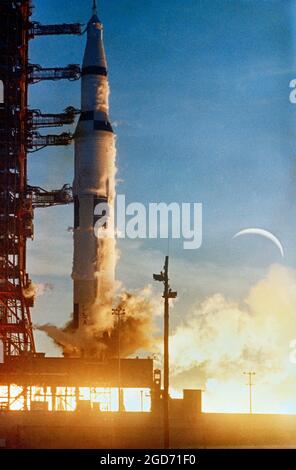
left=0, top=0, right=80, bottom=358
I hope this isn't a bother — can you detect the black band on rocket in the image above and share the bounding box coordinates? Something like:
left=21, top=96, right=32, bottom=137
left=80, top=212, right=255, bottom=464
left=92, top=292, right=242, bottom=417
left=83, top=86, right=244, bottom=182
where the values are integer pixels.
left=93, top=120, right=113, bottom=132
left=81, top=66, right=107, bottom=76
left=79, top=112, right=114, bottom=133
left=80, top=111, right=95, bottom=121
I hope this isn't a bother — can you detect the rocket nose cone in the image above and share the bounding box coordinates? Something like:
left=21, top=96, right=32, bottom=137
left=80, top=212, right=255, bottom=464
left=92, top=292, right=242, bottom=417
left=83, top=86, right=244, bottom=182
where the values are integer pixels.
left=88, top=13, right=101, bottom=27
left=87, top=13, right=103, bottom=37
left=88, top=0, right=102, bottom=31
left=83, top=16, right=107, bottom=71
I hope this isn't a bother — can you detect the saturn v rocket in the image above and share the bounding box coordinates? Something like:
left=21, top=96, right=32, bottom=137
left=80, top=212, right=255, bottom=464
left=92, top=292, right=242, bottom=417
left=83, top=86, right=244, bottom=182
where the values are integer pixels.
left=73, top=1, right=116, bottom=329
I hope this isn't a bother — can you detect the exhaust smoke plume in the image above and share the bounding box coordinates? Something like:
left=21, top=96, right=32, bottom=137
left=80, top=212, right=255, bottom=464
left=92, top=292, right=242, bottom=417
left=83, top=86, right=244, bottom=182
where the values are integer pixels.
left=37, top=285, right=159, bottom=358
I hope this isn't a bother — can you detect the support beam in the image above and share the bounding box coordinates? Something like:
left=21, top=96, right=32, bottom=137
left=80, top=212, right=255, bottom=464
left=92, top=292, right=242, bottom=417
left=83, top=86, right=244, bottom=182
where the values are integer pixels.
left=30, top=22, right=82, bottom=37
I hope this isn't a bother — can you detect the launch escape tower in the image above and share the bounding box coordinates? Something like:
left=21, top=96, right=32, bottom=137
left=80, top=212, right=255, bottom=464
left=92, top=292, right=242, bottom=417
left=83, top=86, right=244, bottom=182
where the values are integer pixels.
left=0, top=0, right=82, bottom=358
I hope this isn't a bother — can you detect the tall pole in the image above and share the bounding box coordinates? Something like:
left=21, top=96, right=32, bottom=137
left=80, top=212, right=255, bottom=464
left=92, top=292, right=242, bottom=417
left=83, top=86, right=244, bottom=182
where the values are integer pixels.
left=163, top=256, right=169, bottom=449
left=153, top=256, right=177, bottom=449
left=112, top=306, right=125, bottom=412
left=243, top=371, right=256, bottom=414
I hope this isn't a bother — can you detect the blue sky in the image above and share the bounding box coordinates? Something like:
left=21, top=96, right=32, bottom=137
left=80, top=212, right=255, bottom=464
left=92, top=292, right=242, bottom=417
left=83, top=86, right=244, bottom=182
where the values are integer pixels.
left=27, top=0, right=296, bottom=404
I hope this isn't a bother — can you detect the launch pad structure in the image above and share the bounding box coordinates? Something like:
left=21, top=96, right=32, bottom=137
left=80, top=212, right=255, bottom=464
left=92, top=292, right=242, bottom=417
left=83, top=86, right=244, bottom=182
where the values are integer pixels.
left=0, top=0, right=35, bottom=357
left=0, top=0, right=81, bottom=358
left=0, top=0, right=158, bottom=417
left=2, top=0, right=296, bottom=451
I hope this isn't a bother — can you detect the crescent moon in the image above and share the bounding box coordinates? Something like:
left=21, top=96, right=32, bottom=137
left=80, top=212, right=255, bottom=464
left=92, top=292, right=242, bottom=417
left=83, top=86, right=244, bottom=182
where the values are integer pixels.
left=233, top=228, right=284, bottom=258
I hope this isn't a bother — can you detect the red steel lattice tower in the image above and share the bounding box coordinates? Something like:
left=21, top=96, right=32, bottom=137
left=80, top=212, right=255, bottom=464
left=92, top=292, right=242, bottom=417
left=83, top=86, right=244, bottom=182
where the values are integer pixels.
left=0, top=0, right=35, bottom=357
left=0, top=1, right=81, bottom=358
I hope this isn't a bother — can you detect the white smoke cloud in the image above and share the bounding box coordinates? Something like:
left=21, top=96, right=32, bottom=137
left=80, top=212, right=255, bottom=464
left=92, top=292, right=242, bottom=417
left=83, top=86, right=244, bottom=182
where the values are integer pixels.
left=171, top=266, right=296, bottom=378
left=169, top=264, right=296, bottom=393
left=23, top=282, right=54, bottom=300
left=35, top=283, right=54, bottom=296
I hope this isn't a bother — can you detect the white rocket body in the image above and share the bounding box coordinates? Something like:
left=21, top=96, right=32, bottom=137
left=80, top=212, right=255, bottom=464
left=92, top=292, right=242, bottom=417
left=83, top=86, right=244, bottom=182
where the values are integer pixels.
left=73, top=9, right=116, bottom=329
